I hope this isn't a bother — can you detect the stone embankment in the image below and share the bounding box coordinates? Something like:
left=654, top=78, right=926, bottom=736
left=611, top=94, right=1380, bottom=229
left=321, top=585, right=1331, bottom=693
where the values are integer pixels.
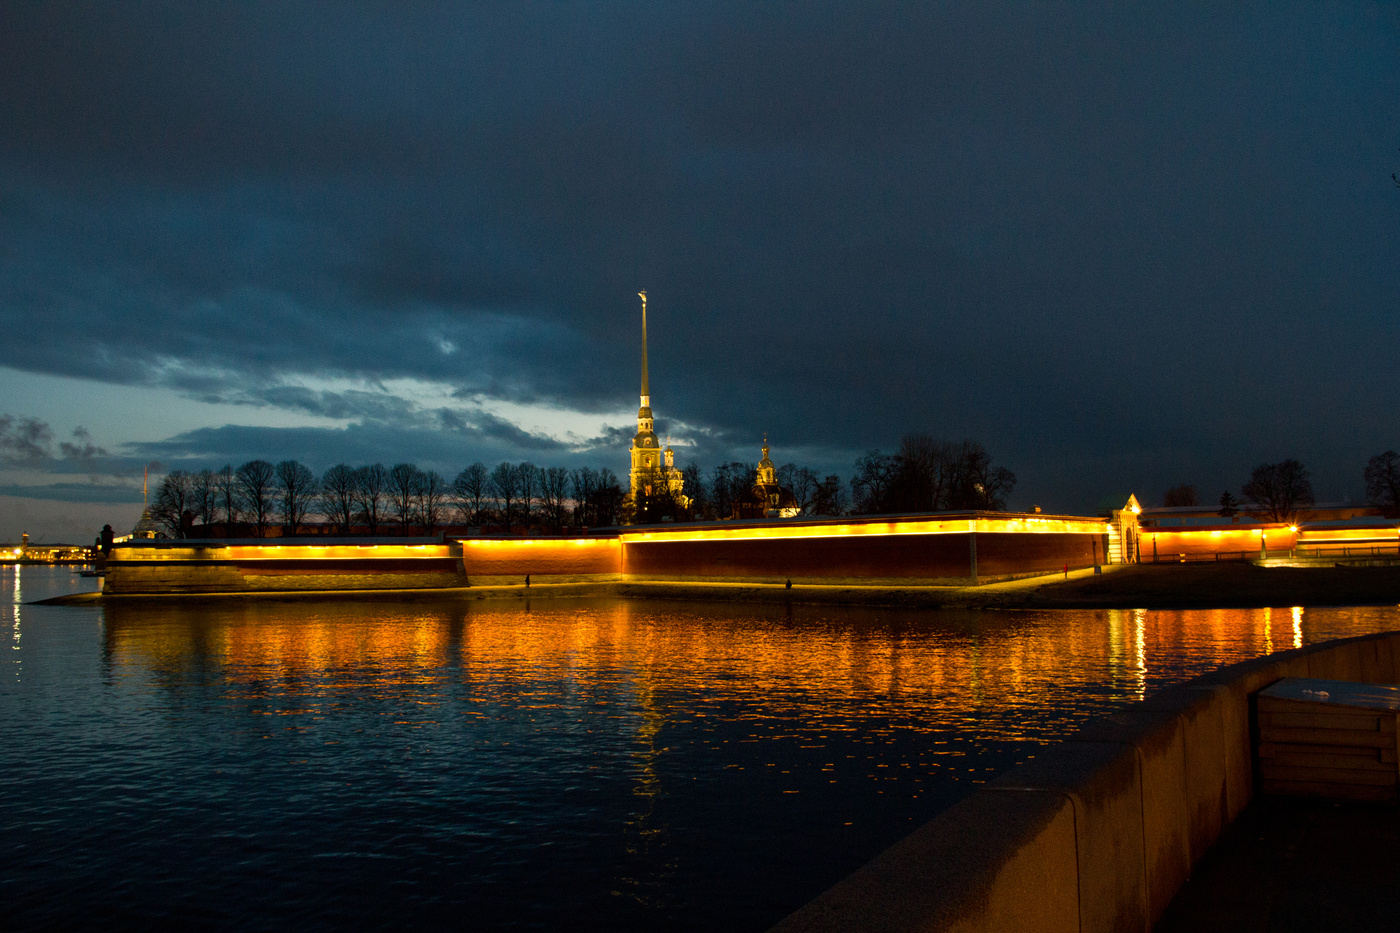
left=39, top=562, right=1400, bottom=609
left=767, top=630, right=1400, bottom=933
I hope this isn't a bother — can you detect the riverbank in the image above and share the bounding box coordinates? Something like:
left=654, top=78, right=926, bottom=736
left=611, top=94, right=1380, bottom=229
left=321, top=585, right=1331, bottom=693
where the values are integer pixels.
left=1025, top=562, right=1400, bottom=609
left=34, top=562, right=1400, bottom=609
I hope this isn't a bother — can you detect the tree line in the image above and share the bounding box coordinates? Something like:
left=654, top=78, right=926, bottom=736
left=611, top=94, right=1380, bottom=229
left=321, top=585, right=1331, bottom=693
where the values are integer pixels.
left=147, top=433, right=1019, bottom=538
left=1160, top=450, right=1400, bottom=523
left=848, top=435, right=1017, bottom=513
left=150, top=460, right=629, bottom=538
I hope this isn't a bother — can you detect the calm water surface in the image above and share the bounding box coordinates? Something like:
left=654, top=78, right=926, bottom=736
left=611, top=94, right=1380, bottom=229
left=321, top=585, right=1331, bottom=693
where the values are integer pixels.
left=4, top=565, right=1400, bottom=931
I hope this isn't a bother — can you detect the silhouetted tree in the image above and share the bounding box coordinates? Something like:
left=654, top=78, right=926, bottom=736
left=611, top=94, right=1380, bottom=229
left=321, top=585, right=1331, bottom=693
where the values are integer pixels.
left=151, top=470, right=195, bottom=538
left=191, top=469, right=217, bottom=528
left=320, top=464, right=358, bottom=534
left=215, top=464, right=240, bottom=532
left=708, top=462, right=752, bottom=519
left=1218, top=490, right=1240, bottom=518
left=416, top=469, right=448, bottom=534
left=594, top=468, right=624, bottom=525
left=276, top=460, right=318, bottom=534
left=1163, top=485, right=1199, bottom=507
left=539, top=466, right=570, bottom=528
left=452, top=462, right=489, bottom=525
left=569, top=467, right=598, bottom=526
left=235, top=459, right=277, bottom=537
left=945, top=441, right=1016, bottom=510
left=1241, top=459, right=1314, bottom=523
left=388, top=462, right=423, bottom=534
left=778, top=463, right=821, bottom=515
left=812, top=474, right=847, bottom=515
left=517, top=462, right=541, bottom=524
left=889, top=434, right=957, bottom=512
left=1365, top=450, right=1400, bottom=517
left=681, top=463, right=707, bottom=518
left=354, top=463, right=389, bottom=535
left=851, top=451, right=898, bottom=514
left=856, top=438, right=1015, bottom=513
left=490, top=462, right=521, bottom=526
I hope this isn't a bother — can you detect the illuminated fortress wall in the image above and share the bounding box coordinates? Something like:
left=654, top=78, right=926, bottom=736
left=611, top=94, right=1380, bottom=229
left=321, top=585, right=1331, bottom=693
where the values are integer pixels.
left=1139, top=524, right=1296, bottom=561
left=460, top=537, right=622, bottom=583
left=619, top=514, right=1106, bottom=584
left=1139, top=522, right=1400, bottom=561
left=104, top=541, right=469, bottom=594
left=104, top=514, right=1109, bottom=594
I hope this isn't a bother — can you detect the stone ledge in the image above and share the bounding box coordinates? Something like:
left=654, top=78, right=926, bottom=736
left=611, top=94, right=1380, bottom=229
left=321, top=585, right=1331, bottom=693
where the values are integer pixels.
left=767, top=630, right=1400, bottom=933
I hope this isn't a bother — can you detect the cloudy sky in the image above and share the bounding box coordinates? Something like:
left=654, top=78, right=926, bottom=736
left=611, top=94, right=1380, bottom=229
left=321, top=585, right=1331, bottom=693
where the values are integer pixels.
left=2, top=1, right=1397, bottom=541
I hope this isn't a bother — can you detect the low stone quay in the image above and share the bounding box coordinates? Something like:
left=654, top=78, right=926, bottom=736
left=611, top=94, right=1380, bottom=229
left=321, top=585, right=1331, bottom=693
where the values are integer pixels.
left=767, top=629, right=1400, bottom=933
left=94, top=512, right=1112, bottom=596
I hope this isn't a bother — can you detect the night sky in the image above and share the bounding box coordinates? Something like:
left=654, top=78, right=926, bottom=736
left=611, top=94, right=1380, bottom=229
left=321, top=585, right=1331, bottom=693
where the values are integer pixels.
left=2, top=2, right=1397, bottom=541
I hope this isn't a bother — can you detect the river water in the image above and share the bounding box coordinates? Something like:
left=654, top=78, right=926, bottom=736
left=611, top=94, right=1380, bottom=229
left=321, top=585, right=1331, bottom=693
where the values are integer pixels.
left=4, top=564, right=1399, bottom=931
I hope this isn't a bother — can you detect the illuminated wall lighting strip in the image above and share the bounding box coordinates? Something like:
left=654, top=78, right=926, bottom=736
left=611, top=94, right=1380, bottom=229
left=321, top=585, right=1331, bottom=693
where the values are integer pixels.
left=618, top=518, right=1105, bottom=545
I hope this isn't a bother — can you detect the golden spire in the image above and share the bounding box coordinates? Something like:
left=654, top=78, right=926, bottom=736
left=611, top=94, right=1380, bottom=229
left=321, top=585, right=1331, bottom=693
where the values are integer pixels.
left=638, top=290, right=649, bottom=402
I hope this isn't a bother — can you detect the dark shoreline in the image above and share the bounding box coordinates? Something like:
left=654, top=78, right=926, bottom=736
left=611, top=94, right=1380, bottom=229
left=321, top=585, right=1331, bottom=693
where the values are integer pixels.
left=33, top=563, right=1400, bottom=610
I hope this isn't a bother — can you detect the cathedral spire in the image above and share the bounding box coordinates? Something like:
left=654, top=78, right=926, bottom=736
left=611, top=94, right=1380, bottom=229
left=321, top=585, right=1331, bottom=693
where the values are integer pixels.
left=639, top=290, right=649, bottom=404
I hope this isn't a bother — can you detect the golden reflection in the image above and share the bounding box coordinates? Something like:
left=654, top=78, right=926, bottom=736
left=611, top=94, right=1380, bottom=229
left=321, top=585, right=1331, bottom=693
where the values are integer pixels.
left=621, top=606, right=666, bottom=879
left=1105, top=609, right=1148, bottom=701
left=97, top=600, right=1399, bottom=756
left=1107, top=609, right=1126, bottom=688
left=1263, top=606, right=1273, bottom=656
left=1132, top=608, right=1147, bottom=701
left=1292, top=606, right=1304, bottom=649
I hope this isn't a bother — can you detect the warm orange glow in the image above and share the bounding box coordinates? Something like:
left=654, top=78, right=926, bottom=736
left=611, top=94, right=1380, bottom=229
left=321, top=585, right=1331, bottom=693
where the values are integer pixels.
left=1297, top=525, right=1400, bottom=544
left=458, top=537, right=622, bottom=575
left=619, top=515, right=1105, bottom=545
left=1144, top=524, right=1296, bottom=556
left=458, top=537, right=619, bottom=549
left=114, top=544, right=457, bottom=562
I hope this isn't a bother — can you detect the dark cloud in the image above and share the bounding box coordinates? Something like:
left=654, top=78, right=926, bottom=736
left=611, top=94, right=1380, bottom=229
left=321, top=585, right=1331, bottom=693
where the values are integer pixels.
left=127, top=414, right=579, bottom=476
left=58, top=426, right=108, bottom=462
left=0, top=415, right=53, bottom=463
left=1, top=2, right=1398, bottom=513
left=0, top=482, right=142, bottom=506
left=437, top=409, right=567, bottom=452
left=0, top=415, right=111, bottom=465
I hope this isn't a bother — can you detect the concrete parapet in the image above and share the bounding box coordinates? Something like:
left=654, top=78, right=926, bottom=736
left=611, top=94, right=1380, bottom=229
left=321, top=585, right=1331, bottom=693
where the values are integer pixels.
left=1193, top=656, right=1294, bottom=821
left=1305, top=635, right=1371, bottom=682
left=1075, top=709, right=1190, bottom=923
left=1140, top=686, right=1229, bottom=865
left=1358, top=635, right=1391, bottom=683
left=990, top=742, right=1149, bottom=933
left=1386, top=633, right=1400, bottom=684
left=768, top=789, right=1078, bottom=933
left=769, top=630, right=1400, bottom=933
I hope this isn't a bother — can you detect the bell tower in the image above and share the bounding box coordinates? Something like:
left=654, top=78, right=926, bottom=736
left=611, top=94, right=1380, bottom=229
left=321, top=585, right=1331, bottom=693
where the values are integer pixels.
left=630, top=291, right=660, bottom=495
left=625, top=291, right=690, bottom=518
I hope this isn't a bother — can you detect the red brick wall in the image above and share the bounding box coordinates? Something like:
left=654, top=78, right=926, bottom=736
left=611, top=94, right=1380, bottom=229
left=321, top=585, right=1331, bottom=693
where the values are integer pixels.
left=623, top=531, right=1102, bottom=580
left=460, top=539, right=622, bottom=576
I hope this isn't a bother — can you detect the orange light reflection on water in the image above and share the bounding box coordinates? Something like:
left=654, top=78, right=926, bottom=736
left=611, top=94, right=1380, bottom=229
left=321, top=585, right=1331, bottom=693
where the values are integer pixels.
left=102, top=600, right=1400, bottom=757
